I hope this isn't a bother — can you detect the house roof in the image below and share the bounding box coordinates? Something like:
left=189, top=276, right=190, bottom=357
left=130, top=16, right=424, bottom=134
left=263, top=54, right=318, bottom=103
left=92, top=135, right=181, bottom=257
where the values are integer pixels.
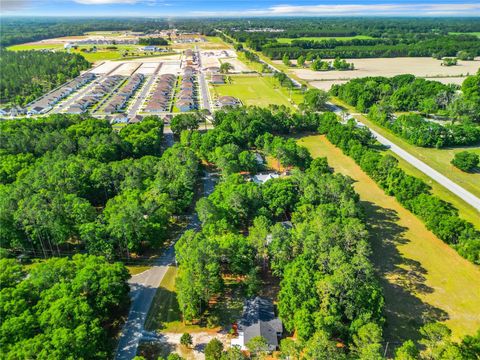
left=252, top=173, right=279, bottom=184
left=238, top=297, right=282, bottom=350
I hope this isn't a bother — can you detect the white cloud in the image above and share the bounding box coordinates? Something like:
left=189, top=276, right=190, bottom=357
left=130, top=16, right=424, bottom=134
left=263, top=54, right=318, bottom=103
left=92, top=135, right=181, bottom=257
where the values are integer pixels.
left=191, top=3, right=480, bottom=17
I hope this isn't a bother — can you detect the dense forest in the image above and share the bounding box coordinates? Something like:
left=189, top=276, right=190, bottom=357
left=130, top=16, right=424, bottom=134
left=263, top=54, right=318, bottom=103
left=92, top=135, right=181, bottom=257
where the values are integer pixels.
left=259, top=34, right=480, bottom=59
left=0, top=255, right=130, bottom=359
left=222, top=18, right=480, bottom=39
left=0, top=115, right=201, bottom=260
left=330, top=72, right=480, bottom=147
left=0, top=50, right=90, bottom=106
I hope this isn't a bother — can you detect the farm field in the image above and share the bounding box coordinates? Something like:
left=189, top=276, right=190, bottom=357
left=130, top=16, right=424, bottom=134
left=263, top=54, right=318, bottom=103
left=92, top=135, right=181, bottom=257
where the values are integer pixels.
left=284, top=57, right=480, bottom=90
left=331, top=98, right=480, bottom=200
left=210, top=75, right=299, bottom=109
left=298, top=134, right=480, bottom=343
left=276, top=35, right=374, bottom=43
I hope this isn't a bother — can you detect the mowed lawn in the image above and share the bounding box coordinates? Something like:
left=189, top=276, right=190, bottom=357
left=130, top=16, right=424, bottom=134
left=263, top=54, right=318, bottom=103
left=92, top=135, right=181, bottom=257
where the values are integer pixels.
left=331, top=98, right=480, bottom=200
left=145, top=266, right=244, bottom=334
left=211, top=75, right=297, bottom=109
left=298, top=134, right=480, bottom=343
left=276, top=35, right=374, bottom=43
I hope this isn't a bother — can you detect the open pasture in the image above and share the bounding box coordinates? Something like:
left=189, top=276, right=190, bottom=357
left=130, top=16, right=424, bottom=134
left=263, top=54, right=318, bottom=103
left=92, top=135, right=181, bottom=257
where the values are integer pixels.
left=286, top=57, right=480, bottom=90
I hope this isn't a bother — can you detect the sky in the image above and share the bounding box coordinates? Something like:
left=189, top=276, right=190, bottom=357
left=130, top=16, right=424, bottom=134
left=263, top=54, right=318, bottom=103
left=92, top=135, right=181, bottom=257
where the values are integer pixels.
left=1, top=0, right=480, bottom=17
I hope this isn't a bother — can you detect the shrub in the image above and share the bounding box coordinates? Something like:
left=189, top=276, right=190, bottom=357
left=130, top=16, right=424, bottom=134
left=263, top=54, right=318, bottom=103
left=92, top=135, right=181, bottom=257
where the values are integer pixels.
left=451, top=151, right=479, bottom=172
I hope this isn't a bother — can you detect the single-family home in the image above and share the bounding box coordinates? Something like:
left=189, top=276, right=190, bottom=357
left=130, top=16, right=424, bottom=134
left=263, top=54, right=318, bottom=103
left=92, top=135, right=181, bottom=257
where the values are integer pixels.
left=231, top=297, right=282, bottom=351
left=252, top=173, right=280, bottom=184
left=216, top=96, right=241, bottom=108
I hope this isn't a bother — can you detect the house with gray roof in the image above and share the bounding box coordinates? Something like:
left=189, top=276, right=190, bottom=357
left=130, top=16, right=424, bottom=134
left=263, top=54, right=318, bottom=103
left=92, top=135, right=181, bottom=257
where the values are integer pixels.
left=231, top=297, right=282, bottom=351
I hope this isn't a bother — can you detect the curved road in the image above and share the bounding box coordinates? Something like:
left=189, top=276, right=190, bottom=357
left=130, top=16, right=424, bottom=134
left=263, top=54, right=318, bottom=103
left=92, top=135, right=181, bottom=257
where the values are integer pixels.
left=329, top=103, right=480, bottom=212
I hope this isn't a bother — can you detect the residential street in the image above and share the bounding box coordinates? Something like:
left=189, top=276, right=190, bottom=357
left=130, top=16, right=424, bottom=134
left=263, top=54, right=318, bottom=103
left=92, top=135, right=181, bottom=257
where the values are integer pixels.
left=127, top=63, right=162, bottom=118
left=329, top=102, right=480, bottom=212
left=115, top=170, right=217, bottom=360
left=196, top=46, right=212, bottom=112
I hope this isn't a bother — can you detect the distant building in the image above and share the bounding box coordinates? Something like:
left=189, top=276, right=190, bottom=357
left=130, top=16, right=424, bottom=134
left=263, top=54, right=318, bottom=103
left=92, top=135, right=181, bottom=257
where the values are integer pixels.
left=211, top=74, right=225, bottom=84
left=216, top=96, right=241, bottom=108
left=110, top=113, right=128, bottom=124
left=252, top=173, right=279, bottom=184
left=231, top=297, right=282, bottom=351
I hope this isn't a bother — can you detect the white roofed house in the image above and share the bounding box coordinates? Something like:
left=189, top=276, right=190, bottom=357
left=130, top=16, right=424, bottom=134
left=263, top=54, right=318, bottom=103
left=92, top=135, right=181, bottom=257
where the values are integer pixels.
left=252, top=173, right=280, bottom=184
left=231, top=297, right=283, bottom=351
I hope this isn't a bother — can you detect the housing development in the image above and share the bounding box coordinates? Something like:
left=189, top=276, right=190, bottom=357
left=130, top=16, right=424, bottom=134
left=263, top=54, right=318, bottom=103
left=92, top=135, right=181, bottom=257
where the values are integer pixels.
left=0, top=8, right=479, bottom=360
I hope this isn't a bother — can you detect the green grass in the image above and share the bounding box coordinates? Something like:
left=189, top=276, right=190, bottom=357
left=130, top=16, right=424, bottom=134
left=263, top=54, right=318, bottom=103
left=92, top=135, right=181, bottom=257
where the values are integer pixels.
left=299, top=134, right=480, bottom=343
left=449, top=32, right=480, bottom=38
left=211, top=75, right=298, bottom=109
left=7, top=43, right=165, bottom=62
left=331, top=97, right=480, bottom=200
left=8, top=44, right=64, bottom=51
left=145, top=266, right=184, bottom=331
left=276, top=35, right=374, bottom=44
left=126, top=265, right=151, bottom=275
left=391, top=152, right=480, bottom=229
left=145, top=267, right=244, bottom=334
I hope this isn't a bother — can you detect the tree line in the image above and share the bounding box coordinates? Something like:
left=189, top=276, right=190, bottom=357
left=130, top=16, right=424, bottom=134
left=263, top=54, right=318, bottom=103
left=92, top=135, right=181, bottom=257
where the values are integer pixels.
left=317, top=112, right=480, bottom=264
left=332, top=72, right=480, bottom=123
left=0, top=115, right=200, bottom=260
left=0, top=49, right=90, bottom=106
left=259, top=34, right=480, bottom=60
left=138, top=37, right=168, bottom=46
left=331, top=72, right=480, bottom=147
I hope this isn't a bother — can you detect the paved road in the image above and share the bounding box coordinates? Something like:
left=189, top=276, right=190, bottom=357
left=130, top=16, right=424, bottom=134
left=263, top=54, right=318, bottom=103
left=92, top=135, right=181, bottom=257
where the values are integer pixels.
left=114, top=170, right=217, bottom=360
left=329, top=102, right=480, bottom=212
left=195, top=46, right=212, bottom=112
left=127, top=63, right=162, bottom=117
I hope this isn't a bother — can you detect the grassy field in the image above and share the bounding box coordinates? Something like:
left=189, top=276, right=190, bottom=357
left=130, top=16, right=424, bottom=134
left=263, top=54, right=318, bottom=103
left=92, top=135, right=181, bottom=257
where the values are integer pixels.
left=7, top=43, right=170, bottom=62
left=210, top=75, right=298, bottom=109
left=8, top=43, right=64, bottom=51
left=145, top=267, right=244, bottom=334
left=331, top=97, right=480, bottom=200
left=298, top=134, right=480, bottom=344
left=391, top=153, right=480, bottom=229
left=449, top=32, right=480, bottom=38
left=276, top=35, right=374, bottom=43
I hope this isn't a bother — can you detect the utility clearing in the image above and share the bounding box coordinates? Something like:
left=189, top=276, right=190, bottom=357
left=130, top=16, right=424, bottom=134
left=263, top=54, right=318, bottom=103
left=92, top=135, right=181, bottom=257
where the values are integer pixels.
left=299, top=134, right=480, bottom=344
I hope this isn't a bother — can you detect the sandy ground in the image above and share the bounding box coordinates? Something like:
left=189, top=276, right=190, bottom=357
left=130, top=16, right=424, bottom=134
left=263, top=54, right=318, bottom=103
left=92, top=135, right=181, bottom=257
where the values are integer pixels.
left=310, top=79, right=349, bottom=91
left=283, top=57, right=479, bottom=81
left=161, top=332, right=230, bottom=360
left=424, top=77, right=468, bottom=85
left=159, top=62, right=182, bottom=75
left=136, top=62, right=160, bottom=75
left=201, top=55, right=221, bottom=69
left=90, top=61, right=119, bottom=75
left=89, top=60, right=181, bottom=76
left=220, top=58, right=251, bottom=73
left=112, top=62, right=141, bottom=76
